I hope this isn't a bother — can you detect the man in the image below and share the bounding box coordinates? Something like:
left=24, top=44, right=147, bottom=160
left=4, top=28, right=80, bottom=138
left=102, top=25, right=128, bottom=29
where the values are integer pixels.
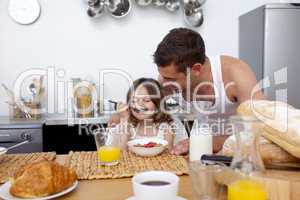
left=109, top=27, right=264, bottom=155
left=153, top=28, right=264, bottom=155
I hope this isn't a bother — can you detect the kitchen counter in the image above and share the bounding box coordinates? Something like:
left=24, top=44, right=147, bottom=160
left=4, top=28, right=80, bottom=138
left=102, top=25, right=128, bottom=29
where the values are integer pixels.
left=0, top=117, right=44, bottom=129
left=0, top=114, right=110, bottom=128
left=44, top=115, right=110, bottom=126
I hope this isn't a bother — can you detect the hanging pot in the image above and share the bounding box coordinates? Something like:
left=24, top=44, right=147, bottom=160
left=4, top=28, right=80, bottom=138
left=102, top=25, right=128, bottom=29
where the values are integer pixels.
left=152, top=0, right=166, bottom=7
left=135, top=0, right=152, bottom=6
left=107, top=0, right=131, bottom=18
left=165, top=0, right=180, bottom=12
left=183, top=0, right=204, bottom=27
left=87, top=1, right=105, bottom=18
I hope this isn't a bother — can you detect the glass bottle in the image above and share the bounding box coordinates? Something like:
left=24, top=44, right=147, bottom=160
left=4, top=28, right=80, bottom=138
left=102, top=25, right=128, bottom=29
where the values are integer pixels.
left=227, top=115, right=267, bottom=200
left=229, top=115, right=265, bottom=173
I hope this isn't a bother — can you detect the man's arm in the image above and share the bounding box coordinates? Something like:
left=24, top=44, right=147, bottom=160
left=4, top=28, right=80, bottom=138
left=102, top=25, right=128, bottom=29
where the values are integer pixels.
left=229, top=59, right=266, bottom=103
left=213, top=57, right=266, bottom=153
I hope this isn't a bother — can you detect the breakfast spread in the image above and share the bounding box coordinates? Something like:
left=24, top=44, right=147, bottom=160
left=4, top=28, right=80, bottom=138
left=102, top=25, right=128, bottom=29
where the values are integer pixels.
left=9, top=160, right=77, bottom=198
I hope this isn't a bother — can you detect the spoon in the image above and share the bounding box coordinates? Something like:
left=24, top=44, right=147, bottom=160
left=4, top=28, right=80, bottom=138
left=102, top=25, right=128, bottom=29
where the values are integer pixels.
left=29, top=83, right=38, bottom=96
left=1, top=83, right=14, bottom=102
left=0, top=140, right=29, bottom=155
left=132, top=107, right=149, bottom=113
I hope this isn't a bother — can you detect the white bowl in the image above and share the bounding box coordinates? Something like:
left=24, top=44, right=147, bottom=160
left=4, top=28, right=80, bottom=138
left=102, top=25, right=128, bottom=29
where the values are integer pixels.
left=127, top=138, right=168, bottom=157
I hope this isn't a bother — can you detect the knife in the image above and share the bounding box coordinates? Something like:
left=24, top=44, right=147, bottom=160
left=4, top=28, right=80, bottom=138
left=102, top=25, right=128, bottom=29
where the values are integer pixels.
left=201, top=154, right=233, bottom=166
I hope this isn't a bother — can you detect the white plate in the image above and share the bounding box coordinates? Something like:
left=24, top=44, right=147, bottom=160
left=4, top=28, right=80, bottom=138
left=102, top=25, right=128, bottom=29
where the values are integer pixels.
left=126, top=196, right=186, bottom=200
left=0, top=147, right=7, bottom=155
left=0, top=181, right=78, bottom=200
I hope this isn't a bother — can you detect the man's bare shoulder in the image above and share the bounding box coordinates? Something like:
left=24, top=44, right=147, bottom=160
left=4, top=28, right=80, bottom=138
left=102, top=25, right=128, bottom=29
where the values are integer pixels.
left=221, top=56, right=253, bottom=80
left=220, top=55, right=248, bottom=69
left=220, top=55, right=265, bottom=101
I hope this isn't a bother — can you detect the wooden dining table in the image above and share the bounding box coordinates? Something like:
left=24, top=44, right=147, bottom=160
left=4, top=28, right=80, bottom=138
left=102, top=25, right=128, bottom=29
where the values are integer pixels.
left=58, top=176, right=193, bottom=200
left=2, top=154, right=300, bottom=200
left=55, top=155, right=194, bottom=200
left=55, top=155, right=300, bottom=200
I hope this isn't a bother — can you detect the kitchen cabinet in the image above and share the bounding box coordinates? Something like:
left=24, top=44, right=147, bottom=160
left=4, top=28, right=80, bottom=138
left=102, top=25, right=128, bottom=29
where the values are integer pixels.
left=0, top=117, right=43, bottom=153
left=0, top=115, right=110, bottom=154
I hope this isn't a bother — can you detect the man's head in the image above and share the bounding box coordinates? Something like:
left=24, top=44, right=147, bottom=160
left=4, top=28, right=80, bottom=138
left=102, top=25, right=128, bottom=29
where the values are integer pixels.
left=153, top=28, right=207, bottom=100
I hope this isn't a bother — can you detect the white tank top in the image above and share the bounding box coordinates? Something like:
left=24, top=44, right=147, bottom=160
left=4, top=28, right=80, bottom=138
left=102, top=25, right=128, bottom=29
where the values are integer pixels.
left=207, top=55, right=238, bottom=116
left=176, top=55, right=238, bottom=117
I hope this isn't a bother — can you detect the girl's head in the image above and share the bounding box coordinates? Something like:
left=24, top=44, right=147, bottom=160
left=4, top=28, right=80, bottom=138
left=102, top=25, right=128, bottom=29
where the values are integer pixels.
left=127, top=78, right=172, bottom=126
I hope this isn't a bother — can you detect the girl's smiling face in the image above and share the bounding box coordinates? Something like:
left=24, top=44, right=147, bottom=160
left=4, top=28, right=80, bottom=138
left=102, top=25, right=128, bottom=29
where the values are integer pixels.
left=130, top=85, right=157, bottom=121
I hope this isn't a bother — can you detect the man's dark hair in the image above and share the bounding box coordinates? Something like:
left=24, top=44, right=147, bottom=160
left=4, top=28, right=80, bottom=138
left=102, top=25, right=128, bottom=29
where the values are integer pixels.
left=153, top=28, right=206, bottom=72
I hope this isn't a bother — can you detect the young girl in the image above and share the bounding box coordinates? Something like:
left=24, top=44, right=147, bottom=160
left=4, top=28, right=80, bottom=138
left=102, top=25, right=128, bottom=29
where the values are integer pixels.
left=114, top=78, right=187, bottom=150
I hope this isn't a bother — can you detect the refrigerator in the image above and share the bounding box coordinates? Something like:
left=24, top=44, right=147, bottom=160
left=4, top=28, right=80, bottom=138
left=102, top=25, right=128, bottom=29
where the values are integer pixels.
left=239, top=3, right=300, bottom=108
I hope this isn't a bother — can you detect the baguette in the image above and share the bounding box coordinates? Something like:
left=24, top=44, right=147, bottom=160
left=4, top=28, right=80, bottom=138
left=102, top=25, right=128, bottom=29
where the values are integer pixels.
left=237, top=100, right=300, bottom=159
left=222, top=135, right=299, bottom=165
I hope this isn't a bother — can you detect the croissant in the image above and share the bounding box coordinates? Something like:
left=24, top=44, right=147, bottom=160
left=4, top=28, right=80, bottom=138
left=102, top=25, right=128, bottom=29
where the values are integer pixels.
left=10, top=160, right=77, bottom=198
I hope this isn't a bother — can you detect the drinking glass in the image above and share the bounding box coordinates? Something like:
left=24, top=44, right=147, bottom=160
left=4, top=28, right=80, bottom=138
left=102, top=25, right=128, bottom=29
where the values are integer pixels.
left=227, top=116, right=268, bottom=200
left=229, top=115, right=265, bottom=173
left=189, top=161, right=226, bottom=200
left=93, top=127, right=121, bottom=166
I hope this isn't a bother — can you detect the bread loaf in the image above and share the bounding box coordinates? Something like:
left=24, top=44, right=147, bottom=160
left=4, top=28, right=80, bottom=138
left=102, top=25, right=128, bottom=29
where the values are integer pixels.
left=222, top=135, right=300, bottom=165
left=237, top=100, right=300, bottom=159
left=10, top=160, right=77, bottom=198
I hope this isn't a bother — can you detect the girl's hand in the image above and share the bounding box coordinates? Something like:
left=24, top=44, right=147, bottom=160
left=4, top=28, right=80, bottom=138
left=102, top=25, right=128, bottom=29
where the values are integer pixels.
left=108, top=103, right=129, bottom=127
left=117, top=103, right=129, bottom=118
left=164, top=128, right=175, bottom=151
left=171, top=139, right=189, bottom=155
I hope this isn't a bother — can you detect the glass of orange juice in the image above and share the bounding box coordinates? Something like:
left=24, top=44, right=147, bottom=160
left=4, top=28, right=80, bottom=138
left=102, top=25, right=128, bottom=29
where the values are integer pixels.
left=93, top=128, right=121, bottom=166
left=228, top=179, right=267, bottom=200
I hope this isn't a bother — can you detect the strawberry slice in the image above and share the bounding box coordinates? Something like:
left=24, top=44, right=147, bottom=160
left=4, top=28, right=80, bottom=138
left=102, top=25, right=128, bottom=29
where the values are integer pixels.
left=143, top=142, right=157, bottom=148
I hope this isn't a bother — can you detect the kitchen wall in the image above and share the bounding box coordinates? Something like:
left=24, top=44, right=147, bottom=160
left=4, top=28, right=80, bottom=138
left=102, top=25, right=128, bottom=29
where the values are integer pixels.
left=0, top=0, right=276, bottom=116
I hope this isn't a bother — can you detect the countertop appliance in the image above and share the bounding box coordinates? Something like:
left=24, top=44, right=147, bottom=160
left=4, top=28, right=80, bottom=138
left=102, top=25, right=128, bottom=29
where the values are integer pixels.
left=0, top=115, right=110, bottom=154
left=43, top=123, right=106, bottom=155
left=0, top=118, right=43, bottom=153
left=239, top=3, right=300, bottom=108
left=43, top=115, right=109, bottom=154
